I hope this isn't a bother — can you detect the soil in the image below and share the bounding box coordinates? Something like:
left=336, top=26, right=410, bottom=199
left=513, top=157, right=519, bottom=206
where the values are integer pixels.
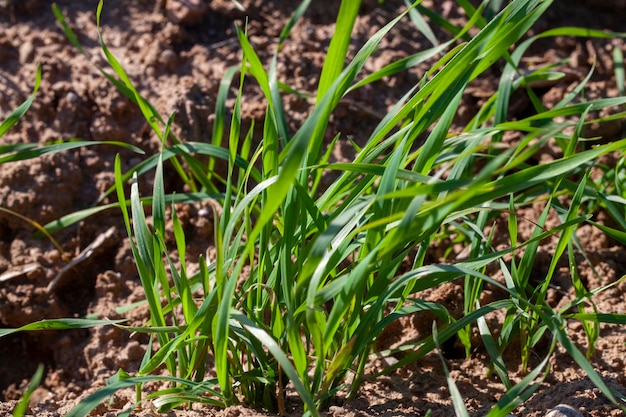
left=0, top=0, right=625, bottom=416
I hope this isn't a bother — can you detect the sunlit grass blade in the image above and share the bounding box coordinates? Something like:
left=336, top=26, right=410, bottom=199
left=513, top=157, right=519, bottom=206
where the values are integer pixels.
left=316, top=0, right=362, bottom=102
left=567, top=241, right=599, bottom=359
left=433, top=323, right=470, bottom=417
left=0, top=318, right=124, bottom=337
left=615, top=47, right=625, bottom=96
left=43, top=190, right=221, bottom=233
left=209, top=65, right=239, bottom=180
left=414, top=4, right=469, bottom=40
left=553, top=318, right=626, bottom=407
left=12, top=364, right=44, bottom=417
left=477, top=311, right=511, bottom=389
left=405, top=0, right=438, bottom=46
left=52, top=4, right=155, bottom=121
left=95, top=1, right=161, bottom=138
left=0, top=207, right=66, bottom=255
left=349, top=42, right=451, bottom=92
left=0, top=140, right=143, bottom=164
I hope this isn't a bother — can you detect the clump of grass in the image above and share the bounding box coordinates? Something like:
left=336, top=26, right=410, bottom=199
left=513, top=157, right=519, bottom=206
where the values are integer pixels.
left=2, top=0, right=626, bottom=415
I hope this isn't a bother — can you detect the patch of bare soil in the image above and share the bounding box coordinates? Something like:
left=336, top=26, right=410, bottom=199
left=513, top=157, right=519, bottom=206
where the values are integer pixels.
left=0, top=0, right=625, bottom=416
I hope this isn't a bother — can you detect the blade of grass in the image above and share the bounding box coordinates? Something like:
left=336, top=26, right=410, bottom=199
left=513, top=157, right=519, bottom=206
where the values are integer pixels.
left=0, top=140, right=143, bottom=164
left=316, top=0, right=362, bottom=102
left=12, top=364, right=44, bottom=417
left=433, top=323, right=470, bottom=417
left=404, top=0, right=438, bottom=46
left=0, top=318, right=124, bottom=337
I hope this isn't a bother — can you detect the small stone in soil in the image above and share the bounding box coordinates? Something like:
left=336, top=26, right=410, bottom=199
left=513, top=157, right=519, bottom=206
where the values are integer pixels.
left=165, top=0, right=208, bottom=25
left=544, top=404, right=584, bottom=417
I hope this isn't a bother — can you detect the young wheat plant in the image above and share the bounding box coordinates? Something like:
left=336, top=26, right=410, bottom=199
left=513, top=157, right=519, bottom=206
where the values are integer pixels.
left=2, top=0, right=626, bottom=416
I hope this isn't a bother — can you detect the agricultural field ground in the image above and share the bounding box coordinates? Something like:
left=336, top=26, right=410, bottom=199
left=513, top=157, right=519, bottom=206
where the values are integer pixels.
left=0, top=0, right=625, bottom=416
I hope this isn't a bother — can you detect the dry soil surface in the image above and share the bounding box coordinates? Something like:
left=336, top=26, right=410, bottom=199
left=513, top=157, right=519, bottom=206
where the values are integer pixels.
left=0, top=1, right=625, bottom=416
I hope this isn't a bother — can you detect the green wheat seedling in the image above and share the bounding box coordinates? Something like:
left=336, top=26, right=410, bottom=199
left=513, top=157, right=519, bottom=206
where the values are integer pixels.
left=2, top=0, right=626, bottom=415
left=11, top=364, right=43, bottom=417
left=79, top=0, right=626, bottom=414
